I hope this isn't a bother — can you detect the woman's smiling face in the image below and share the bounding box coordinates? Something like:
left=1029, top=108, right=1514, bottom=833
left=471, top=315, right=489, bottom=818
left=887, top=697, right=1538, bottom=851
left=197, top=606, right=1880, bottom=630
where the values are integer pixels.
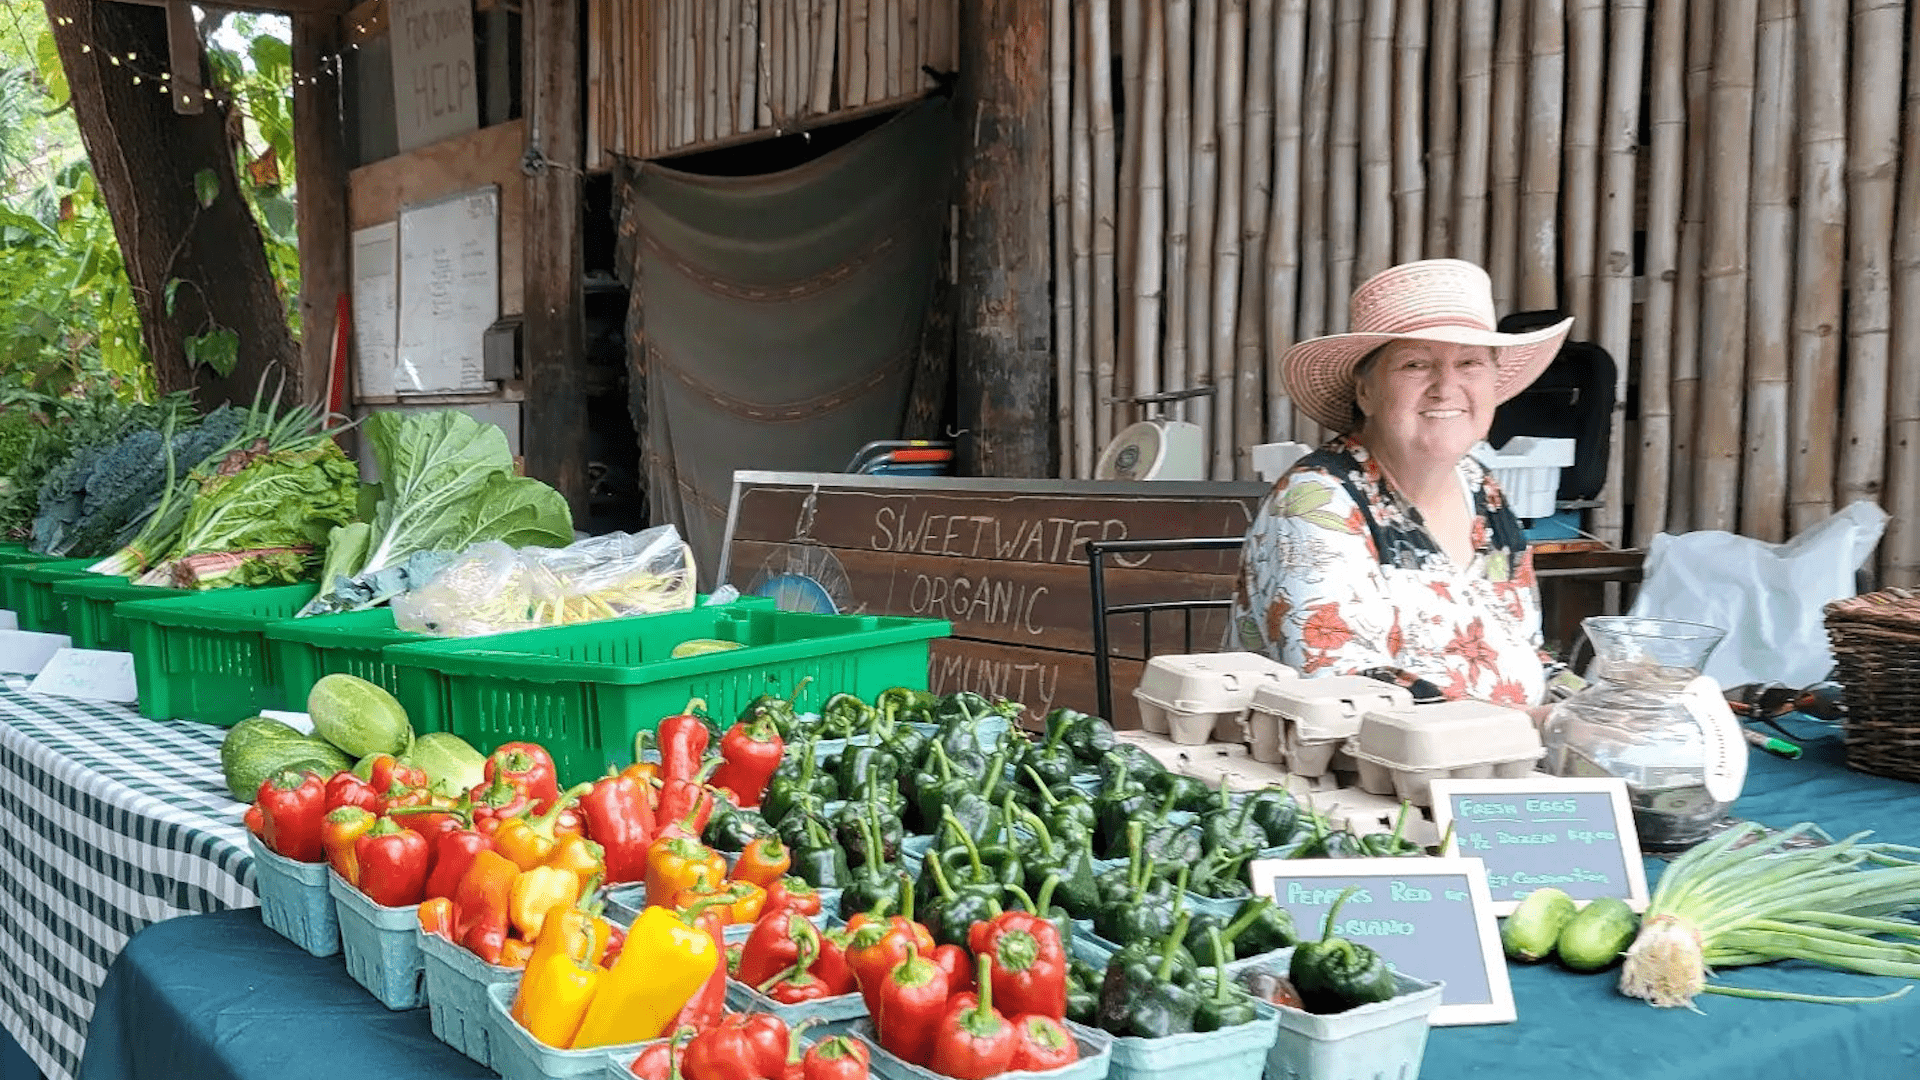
left=1353, top=339, right=1500, bottom=464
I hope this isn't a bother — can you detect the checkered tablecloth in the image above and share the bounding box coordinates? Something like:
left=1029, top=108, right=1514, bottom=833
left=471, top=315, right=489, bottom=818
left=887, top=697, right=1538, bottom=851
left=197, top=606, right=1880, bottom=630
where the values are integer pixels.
left=0, top=685, right=255, bottom=1080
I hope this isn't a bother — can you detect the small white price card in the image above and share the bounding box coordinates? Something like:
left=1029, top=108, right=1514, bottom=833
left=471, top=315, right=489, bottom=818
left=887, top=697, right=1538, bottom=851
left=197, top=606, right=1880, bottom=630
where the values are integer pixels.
left=27, top=648, right=137, bottom=703
left=0, top=629, right=71, bottom=674
left=0, top=609, right=16, bottom=631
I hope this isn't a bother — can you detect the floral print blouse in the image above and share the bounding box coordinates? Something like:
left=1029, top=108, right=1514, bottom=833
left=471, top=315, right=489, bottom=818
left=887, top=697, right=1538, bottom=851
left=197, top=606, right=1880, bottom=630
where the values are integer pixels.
left=1230, top=435, right=1554, bottom=707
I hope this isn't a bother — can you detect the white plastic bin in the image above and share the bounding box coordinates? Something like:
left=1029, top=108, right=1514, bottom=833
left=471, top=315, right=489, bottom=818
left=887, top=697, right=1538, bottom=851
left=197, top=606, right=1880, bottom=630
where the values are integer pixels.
left=1133, top=652, right=1296, bottom=745
left=1470, top=437, right=1577, bottom=520
left=1247, top=676, right=1415, bottom=774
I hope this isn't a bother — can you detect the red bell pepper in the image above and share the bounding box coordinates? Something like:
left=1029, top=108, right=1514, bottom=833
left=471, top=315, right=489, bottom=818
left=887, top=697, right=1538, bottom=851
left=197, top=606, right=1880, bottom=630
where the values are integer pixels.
left=876, top=945, right=951, bottom=1067
left=678, top=1012, right=788, bottom=1080
left=243, top=803, right=265, bottom=840
left=763, top=970, right=832, bottom=1005
left=967, top=910, right=1067, bottom=1020
left=811, top=927, right=858, bottom=996
left=257, top=770, right=327, bottom=863
left=1007, top=1015, right=1078, bottom=1072
left=802, top=1036, right=870, bottom=1080
left=927, top=955, right=1016, bottom=1080
left=355, top=816, right=431, bottom=907
left=581, top=772, right=656, bottom=884
left=362, top=753, right=429, bottom=796
left=764, top=876, right=822, bottom=918
left=931, top=943, right=974, bottom=996
left=467, top=767, right=536, bottom=824
left=422, top=828, right=490, bottom=901
left=657, top=700, right=711, bottom=784
left=628, top=1032, right=686, bottom=1080
left=656, top=759, right=721, bottom=836
left=452, top=849, right=519, bottom=964
left=325, top=772, right=384, bottom=814
left=484, top=742, right=560, bottom=809
left=670, top=900, right=729, bottom=1032
left=735, top=910, right=820, bottom=990
left=734, top=1013, right=791, bottom=1078
left=322, top=805, right=377, bottom=883
left=709, top=716, right=783, bottom=807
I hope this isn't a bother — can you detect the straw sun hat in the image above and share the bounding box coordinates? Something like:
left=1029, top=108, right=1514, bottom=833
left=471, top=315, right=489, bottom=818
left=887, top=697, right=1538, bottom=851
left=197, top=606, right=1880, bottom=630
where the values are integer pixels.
left=1280, top=259, right=1574, bottom=434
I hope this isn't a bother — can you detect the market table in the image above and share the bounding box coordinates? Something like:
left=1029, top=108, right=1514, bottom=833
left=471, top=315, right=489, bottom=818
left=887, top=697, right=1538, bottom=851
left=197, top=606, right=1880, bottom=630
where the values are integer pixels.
left=0, top=685, right=257, bottom=1080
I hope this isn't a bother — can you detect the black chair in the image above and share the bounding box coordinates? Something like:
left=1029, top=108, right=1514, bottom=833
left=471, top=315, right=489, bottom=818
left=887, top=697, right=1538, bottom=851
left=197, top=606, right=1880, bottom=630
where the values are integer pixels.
left=1085, top=537, right=1248, bottom=723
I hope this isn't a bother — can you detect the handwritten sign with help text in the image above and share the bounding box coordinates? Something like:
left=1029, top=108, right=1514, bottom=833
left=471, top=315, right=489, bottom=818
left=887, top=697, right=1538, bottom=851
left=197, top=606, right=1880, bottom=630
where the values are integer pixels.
left=388, top=0, right=478, bottom=153
left=1249, top=856, right=1515, bottom=1026
left=1429, top=778, right=1648, bottom=915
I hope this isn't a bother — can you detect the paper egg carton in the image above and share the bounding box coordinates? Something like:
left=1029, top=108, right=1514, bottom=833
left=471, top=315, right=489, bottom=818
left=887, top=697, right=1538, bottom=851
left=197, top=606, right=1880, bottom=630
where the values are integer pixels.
left=1132, top=651, right=1297, bottom=745
left=1247, top=676, right=1417, bottom=776
left=1347, top=699, right=1544, bottom=807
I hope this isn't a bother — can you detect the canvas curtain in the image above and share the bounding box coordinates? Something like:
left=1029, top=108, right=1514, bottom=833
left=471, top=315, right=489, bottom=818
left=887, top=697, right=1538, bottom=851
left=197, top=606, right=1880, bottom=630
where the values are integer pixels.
left=618, top=99, right=955, bottom=586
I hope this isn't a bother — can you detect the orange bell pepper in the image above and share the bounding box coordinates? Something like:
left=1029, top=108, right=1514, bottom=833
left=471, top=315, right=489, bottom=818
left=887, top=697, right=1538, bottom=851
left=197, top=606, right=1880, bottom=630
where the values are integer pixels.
left=452, top=849, right=520, bottom=964
left=644, top=836, right=726, bottom=910
left=499, top=937, right=535, bottom=969
left=673, top=878, right=767, bottom=926
left=493, top=783, right=595, bottom=871
left=543, top=833, right=606, bottom=887
left=417, top=896, right=454, bottom=938
left=528, top=879, right=614, bottom=970
left=321, top=806, right=377, bottom=885
left=731, top=836, right=792, bottom=889
left=510, top=864, right=582, bottom=943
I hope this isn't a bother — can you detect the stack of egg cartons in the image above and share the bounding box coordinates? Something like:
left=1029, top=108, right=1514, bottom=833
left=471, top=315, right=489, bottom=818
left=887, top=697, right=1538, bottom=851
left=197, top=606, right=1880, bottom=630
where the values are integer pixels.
left=1132, top=652, right=1296, bottom=745
left=1348, top=699, right=1544, bottom=806
left=1246, top=675, right=1416, bottom=779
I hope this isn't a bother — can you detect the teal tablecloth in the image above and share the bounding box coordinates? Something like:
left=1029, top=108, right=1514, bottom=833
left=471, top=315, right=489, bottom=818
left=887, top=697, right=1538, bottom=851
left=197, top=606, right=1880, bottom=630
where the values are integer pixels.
left=1423, top=720, right=1920, bottom=1078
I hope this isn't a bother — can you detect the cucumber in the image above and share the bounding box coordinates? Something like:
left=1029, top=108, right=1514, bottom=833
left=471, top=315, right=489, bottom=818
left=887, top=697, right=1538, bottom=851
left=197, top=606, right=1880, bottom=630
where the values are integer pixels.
left=1556, top=897, right=1639, bottom=972
left=1501, top=887, right=1578, bottom=962
left=308, top=674, right=413, bottom=760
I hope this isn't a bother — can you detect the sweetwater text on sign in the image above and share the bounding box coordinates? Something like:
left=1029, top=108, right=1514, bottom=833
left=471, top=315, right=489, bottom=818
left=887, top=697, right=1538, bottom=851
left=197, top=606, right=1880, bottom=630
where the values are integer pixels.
left=389, top=0, right=478, bottom=153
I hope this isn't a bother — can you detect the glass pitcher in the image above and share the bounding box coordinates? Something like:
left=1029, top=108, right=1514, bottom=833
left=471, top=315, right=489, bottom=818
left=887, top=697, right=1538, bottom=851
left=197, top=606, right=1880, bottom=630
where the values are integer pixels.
left=1542, top=617, right=1742, bottom=850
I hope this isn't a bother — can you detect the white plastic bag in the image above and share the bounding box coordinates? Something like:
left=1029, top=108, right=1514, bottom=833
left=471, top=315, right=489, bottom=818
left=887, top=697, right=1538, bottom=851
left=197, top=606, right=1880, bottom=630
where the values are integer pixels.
left=1625, top=501, right=1889, bottom=688
left=392, top=526, right=697, bottom=637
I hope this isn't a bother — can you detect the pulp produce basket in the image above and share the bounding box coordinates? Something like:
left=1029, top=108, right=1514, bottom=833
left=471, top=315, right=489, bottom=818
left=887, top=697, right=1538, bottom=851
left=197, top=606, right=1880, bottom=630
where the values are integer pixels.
left=0, top=558, right=101, bottom=633
left=1825, top=588, right=1920, bottom=783
left=264, top=608, right=432, bottom=724
left=484, top=981, right=656, bottom=1080
left=382, top=606, right=950, bottom=786
left=117, top=584, right=317, bottom=725
left=850, top=1018, right=1114, bottom=1080
left=419, top=928, right=517, bottom=1067
left=1236, top=949, right=1444, bottom=1080
left=54, top=575, right=190, bottom=651
left=1101, top=1000, right=1278, bottom=1080
left=245, top=832, right=340, bottom=957
left=328, top=870, right=425, bottom=1010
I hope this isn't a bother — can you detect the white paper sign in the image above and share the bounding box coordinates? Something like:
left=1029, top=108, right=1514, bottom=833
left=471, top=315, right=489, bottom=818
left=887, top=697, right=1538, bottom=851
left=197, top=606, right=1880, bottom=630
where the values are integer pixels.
left=259, top=709, right=317, bottom=736
left=351, top=222, right=400, bottom=398
left=0, top=610, right=15, bottom=631
left=0, top=630, right=76, bottom=675
left=27, top=648, right=137, bottom=703
left=395, top=187, right=500, bottom=395
left=388, top=0, right=478, bottom=152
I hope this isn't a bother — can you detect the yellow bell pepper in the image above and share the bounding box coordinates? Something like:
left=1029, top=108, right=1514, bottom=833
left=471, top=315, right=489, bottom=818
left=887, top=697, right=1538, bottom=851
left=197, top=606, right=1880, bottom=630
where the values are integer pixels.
left=509, top=865, right=581, bottom=943
left=570, top=906, right=719, bottom=1049
left=543, top=833, right=606, bottom=888
left=643, top=837, right=726, bottom=909
left=527, top=877, right=613, bottom=970
left=494, top=783, right=595, bottom=871
left=511, top=932, right=602, bottom=1049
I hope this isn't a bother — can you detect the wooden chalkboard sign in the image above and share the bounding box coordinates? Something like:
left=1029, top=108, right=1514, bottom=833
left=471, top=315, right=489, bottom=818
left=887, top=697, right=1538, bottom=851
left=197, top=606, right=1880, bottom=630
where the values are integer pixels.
left=719, top=471, right=1269, bottom=725
left=1248, top=856, right=1516, bottom=1026
left=1429, top=777, right=1649, bottom=915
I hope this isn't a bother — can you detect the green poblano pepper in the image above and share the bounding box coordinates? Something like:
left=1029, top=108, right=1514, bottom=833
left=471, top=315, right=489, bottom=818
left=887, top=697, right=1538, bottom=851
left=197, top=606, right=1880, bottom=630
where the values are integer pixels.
left=740, top=690, right=806, bottom=739
left=1098, top=744, right=1165, bottom=784
left=1016, top=809, right=1102, bottom=918
left=1243, top=787, right=1302, bottom=846
left=703, top=803, right=771, bottom=852
left=791, top=815, right=853, bottom=890
left=834, top=798, right=904, bottom=865
left=818, top=692, right=877, bottom=739
left=1201, top=784, right=1269, bottom=855
left=1183, top=897, right=1279, bottom=962
left=1194, top=928, right=1261, bottom=1032
left=1148, top=771, right=1216, bottom=814
left=1097, top=911, right=1200, bottom=1038
left=918, top=841, right=1004, bottom=949
left=1355, top=802, right=1426, bottom=857
left=1292, top=820, right=1366, bottom=859
left=1022, top=721, right=1078, bottom=790
left=876, top=686, right=940, bottom=727
left=1232, top=896, right=1300, bottom=957
left=1290, top=887, right=1399, bottom=1014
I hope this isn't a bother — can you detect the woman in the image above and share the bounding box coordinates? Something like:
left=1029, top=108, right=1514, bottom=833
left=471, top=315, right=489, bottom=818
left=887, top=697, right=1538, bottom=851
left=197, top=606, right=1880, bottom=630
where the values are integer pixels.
left=1231, top=259, right=1579, bottom=710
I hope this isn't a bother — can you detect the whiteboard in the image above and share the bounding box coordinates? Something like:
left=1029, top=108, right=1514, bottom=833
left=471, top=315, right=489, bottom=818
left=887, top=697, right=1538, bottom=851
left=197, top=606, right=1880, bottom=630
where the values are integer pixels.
left=350, top=222, right=398, bottom=398
left=395, top=186, right=499, bottom=395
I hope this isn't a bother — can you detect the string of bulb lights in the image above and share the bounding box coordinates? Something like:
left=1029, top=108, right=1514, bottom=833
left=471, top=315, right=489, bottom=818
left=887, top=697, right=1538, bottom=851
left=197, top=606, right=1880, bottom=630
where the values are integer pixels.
left=43, top=12, right=368, bottom=110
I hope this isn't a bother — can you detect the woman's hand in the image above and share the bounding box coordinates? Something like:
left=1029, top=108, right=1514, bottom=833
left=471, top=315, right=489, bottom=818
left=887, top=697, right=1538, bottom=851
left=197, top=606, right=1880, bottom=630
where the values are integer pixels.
left=1526, top=703, right=1556, bottom=733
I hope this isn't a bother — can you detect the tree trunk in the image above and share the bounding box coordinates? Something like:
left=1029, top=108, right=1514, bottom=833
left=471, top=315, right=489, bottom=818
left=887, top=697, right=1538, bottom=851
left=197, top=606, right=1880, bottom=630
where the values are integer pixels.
left=46, top=0, right=296, bottom=406
left=955, top=0, right=1052, bottom=477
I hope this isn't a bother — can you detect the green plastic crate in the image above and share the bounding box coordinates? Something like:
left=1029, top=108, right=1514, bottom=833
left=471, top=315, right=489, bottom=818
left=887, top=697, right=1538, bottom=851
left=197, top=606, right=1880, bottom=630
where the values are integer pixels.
left=0, top=543, right=43, bottom=567
left=117, top=584, right=319, bottom=726
left=0, top=559, right=102, bottom=633
left=54, top=575, right=192, bottom=651
left=383, top=606, right=950, bottom=785
left=263, top=608, right=433, bottom=725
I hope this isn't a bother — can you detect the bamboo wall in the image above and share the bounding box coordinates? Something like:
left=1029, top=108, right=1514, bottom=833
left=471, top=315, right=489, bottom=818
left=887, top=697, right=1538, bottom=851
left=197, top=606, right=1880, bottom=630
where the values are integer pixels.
left=1051, top=0, right=1920, bottom=585
left=587, top=0, right=957, bottom=163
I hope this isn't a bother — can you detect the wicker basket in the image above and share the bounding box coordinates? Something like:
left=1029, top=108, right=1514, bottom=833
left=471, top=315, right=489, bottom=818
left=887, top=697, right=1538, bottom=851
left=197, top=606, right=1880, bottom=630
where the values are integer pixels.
left=1824, top=588, right=1920, bottom=782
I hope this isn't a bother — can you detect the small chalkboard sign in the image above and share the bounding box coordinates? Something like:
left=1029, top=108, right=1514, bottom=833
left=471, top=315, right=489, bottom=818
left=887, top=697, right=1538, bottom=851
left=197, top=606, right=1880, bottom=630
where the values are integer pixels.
left=1429, top=777, right=1649, bottom=916
left=1248, top=856, right=1515, bottom=1026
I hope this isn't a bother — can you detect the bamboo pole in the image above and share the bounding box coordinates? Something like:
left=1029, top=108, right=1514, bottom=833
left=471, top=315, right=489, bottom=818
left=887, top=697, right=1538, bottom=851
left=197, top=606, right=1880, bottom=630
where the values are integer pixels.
left=1237, top=0, right=1277, bottom=461
left=1519, top=0, right=1563, bottom=311
left=1840, top=0, right=1902, bottom=517
left=1329, top=0, right=1362, bottom=325
left=1668, top=0, right=1715, bottom=533
left=866, top=0, right=885, bottom=104
left=1072, top=0, right=1097, bottom=477
left=706, top=0, right=721, bottom=141
left=1426, top=0, right=1458, bottom=256
left=814, top=1, right=838, bottom=114
left=1390, top=0, right=1422, bottom=263
left=1591, top=0, right=1644, bottom=546
left=1164, top=0, right=1194, bottom=421
left=1117, top=0, right=1144, bottom=411
left=889, top=0, right=904, bottom=98
left=1634, top=0, right=1688, bottom=545
left=901, top=0, right=918, bottom=93
left=1788, top=0, right=1847, bottom=537
left=1051, top=0, right=1074, bottom=477
left=1213, top=0, right=1248, bottom=478
left=1692, top=0, right=1758, bottom=533
left=1486, top=0, right=1522, bottom=308
left=1294, top=0, right=1333, bottom=439
left=1132, top=0, right=1168, bottom=437
left=1562, top=0, right=1602, bottom=328
left=1091, top=0, right=1119, bottom=454
left=1884, top=0, right=1920, bottom=584
left=1188, top=0, right=1222, bottom=454
left=1358, top=0, right=1394, bottom=279
left=1265, top=0, right=1306, bottom=442
left=586, top=0, right=602, bottom=163
left=843, top=0, right=862, bottom=107
left=1739, top=0, right=1796, bottom=542
left=679, top=0, right=694, bottom=146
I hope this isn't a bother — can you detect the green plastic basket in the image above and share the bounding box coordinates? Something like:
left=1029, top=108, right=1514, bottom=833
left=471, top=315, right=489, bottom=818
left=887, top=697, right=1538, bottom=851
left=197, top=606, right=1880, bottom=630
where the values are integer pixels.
left=117, top=584, right=318, bottom=725
left=0, top=558, right=100, bottom=632
left=263, top=608, right=434, bottom=725
left=53, top=575, right=192, bottom=651
left=383, top=606, right=950, bottom=785
left=0, top=543, right=43, bottom=566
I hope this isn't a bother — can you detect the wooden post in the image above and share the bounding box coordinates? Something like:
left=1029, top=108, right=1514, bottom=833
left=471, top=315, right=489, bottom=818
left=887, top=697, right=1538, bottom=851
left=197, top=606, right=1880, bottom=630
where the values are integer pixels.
left=1740, top=0, right=1796, bottom=542
left=1164, top=0, right=1194, bottom=420
left=1884, top=0, right=1920, bottom=585
left=1840, top=0, right=1902, bottom=514
left=165, top=0, right=202, bottom=114
left=1789, top=0, right=1847, bottom=537
left=956, top=0, right=1054, bottom=477
left=1634, top=0, right=1688, bottom=545
left=292, top=13, right=348, bottom=410
left=1519, top=0, right=1563, bottom=311
left=1592, top=0, right=1643, bottom=546
left=523, top=0, right=590, bottom=516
